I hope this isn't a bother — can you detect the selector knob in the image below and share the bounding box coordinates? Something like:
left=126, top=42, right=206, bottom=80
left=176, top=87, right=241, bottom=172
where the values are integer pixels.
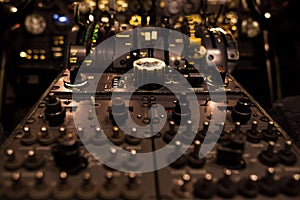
left=110, top=97, right=128, bottom=126
left=52, top=133, right=87, bottom=174
left=44, top=93, right=66, bottom=126
left=133, top=57, right=165, bottom=90
left=231, top=97, right=252, bottom=124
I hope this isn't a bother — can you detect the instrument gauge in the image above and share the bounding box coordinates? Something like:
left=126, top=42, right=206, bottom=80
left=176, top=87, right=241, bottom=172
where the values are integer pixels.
left=24, top=13, right=47, bottom=35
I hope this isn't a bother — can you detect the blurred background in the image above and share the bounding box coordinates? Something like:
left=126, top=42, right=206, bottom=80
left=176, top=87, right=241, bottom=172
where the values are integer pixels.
left=0, top=0, right=299, bottom=136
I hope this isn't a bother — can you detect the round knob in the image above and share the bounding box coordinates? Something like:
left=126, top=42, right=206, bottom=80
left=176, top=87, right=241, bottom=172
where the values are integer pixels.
left=231, top=97, right=252, bottom=124
left=133, top=57, right=166, bottom=90
left=44, top=93, right=66, bottom=126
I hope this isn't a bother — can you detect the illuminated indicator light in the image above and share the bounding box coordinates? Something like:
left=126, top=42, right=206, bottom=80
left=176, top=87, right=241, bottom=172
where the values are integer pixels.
left=40, top=55, right=46, bottom=60
left=10, top=6, right=18, bottom=13
left=145, top=32, right=151, bottom=41
left=101, top=17, right=109, bottom=23
left=26, top=55, right=31, bottom=59
left=40, top=50, right=46, bottom=54
left=20, top=51, right=27, bottom=58
left=264, top=12, right=271, bottom=19
left=58, top=16, right=69, bottom=23
left=33, top=55, right=39, bottom=60
left=53, top=14, right=59, bottom=20
left=231, top=26, right=237, bottom=31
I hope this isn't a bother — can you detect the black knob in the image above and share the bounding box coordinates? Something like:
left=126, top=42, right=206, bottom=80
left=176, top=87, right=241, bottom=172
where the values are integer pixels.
left=44, top=93, right=66, bottom=126
left=231, top=97, right=252, bottom=124
left=52, top=133, right=87, bottom=174
left=193, top=173, right=216, bottom=198
left=217, top=123, right=246, bottom=170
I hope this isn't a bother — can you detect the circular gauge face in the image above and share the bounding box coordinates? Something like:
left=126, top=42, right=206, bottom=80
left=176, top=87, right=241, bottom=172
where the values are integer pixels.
left=24, top=13, right=47, bottom=35
left=168, top=0, right=181, bottom=15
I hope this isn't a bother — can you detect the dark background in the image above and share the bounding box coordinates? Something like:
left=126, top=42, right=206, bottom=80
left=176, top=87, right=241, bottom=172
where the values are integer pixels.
left=0, top=0, right=299, bottom=136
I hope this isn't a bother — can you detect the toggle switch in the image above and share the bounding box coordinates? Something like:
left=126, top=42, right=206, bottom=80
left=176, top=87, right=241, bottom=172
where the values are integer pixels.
left=122, top=173, right=144, bottom=200
left=76, top=172, right=98, bottom=200
left=278, top=140, right=297, bottom=166
left=23, top=150, right=45, bottom=170
left=217, top=169, right=237, bottom=198
left=52, top=171, right=74, bottom=200
left=99, top=172, right=121, bottom=200
left=4, top=149, right=23, bottom=170
left=258, top=141, right=279, bottom=167
left=125, top=127, right=142, bottom=145
left=188, top=140, right=206, bottom=168
left=21, top=126, right=37, bottom=145
left=246, top=121, right=262, bottom=143
left=109, top=126, right=125, bottom=145
left=262, top=121, right=278, bottom=142
left=238, top=174, right=259, bottom=198
left=28, top=171, right=51, bottom=200
left=259, top=167, right=280, bottom=196
left=163, top=120, right=177, bottom=143
left=193, top=173, right=216, bottom=198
